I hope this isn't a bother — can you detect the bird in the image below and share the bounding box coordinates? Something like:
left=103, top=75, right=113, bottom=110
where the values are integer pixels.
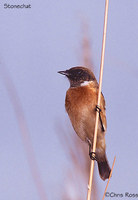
left=58, top=66, right=111, bottom=181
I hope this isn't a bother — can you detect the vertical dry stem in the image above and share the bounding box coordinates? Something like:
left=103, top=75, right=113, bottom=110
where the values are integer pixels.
left=86, top=0, right=109, bottom=199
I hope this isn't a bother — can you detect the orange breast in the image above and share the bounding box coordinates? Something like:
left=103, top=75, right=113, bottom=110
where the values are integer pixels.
left=66, top=85, right=95, bottom=137
left=65, top=83, right=107, bottom=144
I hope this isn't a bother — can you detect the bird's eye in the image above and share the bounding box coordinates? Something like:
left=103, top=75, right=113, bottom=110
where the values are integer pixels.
left=77, top=71, right=82, bottom=75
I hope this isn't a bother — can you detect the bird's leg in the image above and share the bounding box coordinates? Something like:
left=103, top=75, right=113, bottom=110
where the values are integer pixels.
left=86, top=137, right=97, bottom=161
left=89, top=152, right=97, bottom=161
left=95, top=105, right=105, bottom=132
left=95, top=105, right=101, bottom=113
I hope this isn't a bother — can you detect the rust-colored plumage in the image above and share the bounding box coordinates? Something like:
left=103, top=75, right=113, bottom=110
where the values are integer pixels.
left=58, top=66, right=111, bottom=180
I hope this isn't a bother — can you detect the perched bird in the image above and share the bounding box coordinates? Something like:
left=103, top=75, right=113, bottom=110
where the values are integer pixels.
left=58, top=66, right=111, bottom=181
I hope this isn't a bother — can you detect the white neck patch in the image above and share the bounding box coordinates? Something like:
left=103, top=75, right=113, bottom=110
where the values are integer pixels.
left=80, top=81, right=93, bottom=86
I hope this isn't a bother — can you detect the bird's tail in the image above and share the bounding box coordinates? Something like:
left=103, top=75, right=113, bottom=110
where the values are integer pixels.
left=97, top=154, right=111, bottom=181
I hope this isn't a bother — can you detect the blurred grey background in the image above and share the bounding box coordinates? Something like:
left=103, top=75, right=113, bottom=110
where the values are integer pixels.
left=0, top=0, right=138, bottom=199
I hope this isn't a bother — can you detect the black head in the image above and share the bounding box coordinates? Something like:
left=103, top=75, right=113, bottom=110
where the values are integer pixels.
left=58, top=66, right=97, bottom=87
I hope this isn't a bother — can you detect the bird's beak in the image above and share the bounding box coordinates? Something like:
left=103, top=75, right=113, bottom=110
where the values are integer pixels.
left=58, top=70, right=69, bottom=76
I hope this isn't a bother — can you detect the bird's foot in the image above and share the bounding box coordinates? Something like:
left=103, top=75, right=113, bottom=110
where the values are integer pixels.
left=95, top=105, right=101, bottom=113
left=89, top=152, right=97, bottom=161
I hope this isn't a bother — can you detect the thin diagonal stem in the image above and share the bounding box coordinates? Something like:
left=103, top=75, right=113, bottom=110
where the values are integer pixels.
left=0, top=66, right=47, bottom=200
left=102, top=156, right=116, bottom=200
